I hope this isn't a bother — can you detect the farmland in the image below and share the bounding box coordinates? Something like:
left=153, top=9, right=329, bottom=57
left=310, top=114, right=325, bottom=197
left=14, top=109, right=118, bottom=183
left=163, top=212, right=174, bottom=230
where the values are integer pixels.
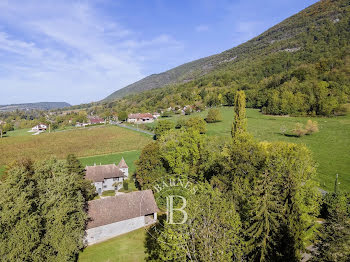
left=149, top=107, right=350, bottom=191
left=0, top=125, right=151, bottom=173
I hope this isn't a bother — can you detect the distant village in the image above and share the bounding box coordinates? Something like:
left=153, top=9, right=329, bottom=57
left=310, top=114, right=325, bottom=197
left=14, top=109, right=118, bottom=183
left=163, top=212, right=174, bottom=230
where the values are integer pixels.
left=0, top=104, right=200, bottom=136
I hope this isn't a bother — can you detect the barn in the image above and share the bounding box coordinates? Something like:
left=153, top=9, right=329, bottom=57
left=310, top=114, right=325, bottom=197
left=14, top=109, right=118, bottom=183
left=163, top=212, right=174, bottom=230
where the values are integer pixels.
left=85, top=190, right=158, bottom=245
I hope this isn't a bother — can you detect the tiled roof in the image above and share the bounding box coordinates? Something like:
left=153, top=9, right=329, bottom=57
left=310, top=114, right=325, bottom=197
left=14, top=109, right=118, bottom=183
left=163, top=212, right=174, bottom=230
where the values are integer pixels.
left=128, top=113, right=153, bottom=119
left=117, top=157, right=128, bottom=169
left=87, top=190, right=158, bottom=229
left=85, top=164, right=125, bottom=182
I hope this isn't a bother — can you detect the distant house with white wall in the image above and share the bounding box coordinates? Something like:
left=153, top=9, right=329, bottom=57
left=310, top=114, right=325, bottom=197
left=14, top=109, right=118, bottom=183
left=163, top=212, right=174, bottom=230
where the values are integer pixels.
left=29, top=124, right=47, bottom=133
left=85, top=158, right=128, bottom=195
left=85, top=190, right=158, bottom=245
left=127, top=113, right=154, bottom=124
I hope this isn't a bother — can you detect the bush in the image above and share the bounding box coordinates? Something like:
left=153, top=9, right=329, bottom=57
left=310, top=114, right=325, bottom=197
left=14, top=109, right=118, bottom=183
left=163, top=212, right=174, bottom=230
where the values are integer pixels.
left=123, top=180, right=129, bottom=191
left=205, top=108, right=222, bottom=123
left=293, top=123, right=307, bottom=137
left=305, top=120, right=319, bottom=134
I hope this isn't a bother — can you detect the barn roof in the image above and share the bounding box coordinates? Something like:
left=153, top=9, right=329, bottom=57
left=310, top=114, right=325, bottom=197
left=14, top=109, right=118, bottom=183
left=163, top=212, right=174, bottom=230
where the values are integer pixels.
left=87, top=190, right=158, bottom=229
left=85, top=164, right=125, bottom=182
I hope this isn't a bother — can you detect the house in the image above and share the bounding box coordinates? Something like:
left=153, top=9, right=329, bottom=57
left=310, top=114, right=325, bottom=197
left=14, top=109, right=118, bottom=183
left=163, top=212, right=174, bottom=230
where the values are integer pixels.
left=85, top=158, right=129, bottom=195
left=127, top=113, right=154, bottom=124
left=75, top=122, right=88, bottom=127
left=88, top=116, right=105, bottom=125
left=152, top=112, right=161, bottom=119
left=29, top=123, right=47, bottom=132
left=85, top=190, right=158, bottom=245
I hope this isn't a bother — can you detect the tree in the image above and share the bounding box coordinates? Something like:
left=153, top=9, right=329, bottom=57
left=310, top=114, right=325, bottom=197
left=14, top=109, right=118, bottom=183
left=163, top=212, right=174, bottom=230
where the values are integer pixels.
left=231, top=90, right=247, bottom=137
left=184, top=116, right=206, bottom=134
left=66, top=154, right=96, bottom=200
left=135, top=142, right=166, bottom=189
left=0, top=165, right=42, bottom=262
left=313, top=189, right=350, bottom=261
left=0, top=158, right=92, bottom=262
left=205, top=108, right=222, bottom=123
left=118, top=111, right=128, bottom=121
left=246, top=171, right=281, bottom=262
left=146, top=183, right=243, bottom=261
left=154, top=120, right=175, bottom=139
left=159, top=128, right=206, bottom=180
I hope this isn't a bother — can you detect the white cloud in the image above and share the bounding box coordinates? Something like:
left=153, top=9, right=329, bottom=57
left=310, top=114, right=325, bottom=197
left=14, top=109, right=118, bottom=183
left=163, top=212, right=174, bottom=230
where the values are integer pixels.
left=195, top=25, right=209, bottom=32
left=0, top=0, right=183, bottom=104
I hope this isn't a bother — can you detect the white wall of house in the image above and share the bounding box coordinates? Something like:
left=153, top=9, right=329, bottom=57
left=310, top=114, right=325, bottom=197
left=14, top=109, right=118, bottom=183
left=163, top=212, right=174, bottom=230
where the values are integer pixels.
left=94, top=182, right=103, bottom=195
left=120, top=168, right=128, bottom=178
left=103, top=177, right=123, bottom=191
left=94, top=177, right=124, bottom=194
left=85, top=216, right=145, bottom=245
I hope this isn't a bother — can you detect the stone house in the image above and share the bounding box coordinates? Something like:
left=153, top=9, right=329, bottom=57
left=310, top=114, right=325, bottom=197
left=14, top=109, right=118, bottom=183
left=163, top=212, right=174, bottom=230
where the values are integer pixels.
left=85, top=158, right=129, bottom=195
left=85, top=190, right=158, bottom=245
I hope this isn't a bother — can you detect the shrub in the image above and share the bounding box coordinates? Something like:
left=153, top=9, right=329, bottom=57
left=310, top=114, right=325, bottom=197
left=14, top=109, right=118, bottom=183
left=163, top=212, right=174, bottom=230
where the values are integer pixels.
left=123, top=180, right=129, bottom=191
left=205, top=108, right=222, bottom=123
left=293, top=123, right=307, bottom=137
left=305, top=120, right=319, bottom=134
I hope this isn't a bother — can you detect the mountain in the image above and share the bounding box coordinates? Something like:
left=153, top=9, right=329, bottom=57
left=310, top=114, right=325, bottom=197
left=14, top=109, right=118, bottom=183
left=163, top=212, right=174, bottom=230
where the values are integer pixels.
left=104, top=0, right=349, bottom=101
left=0, top=102, right=71, bottom=112
left=103, top=0, right=349, bottom=116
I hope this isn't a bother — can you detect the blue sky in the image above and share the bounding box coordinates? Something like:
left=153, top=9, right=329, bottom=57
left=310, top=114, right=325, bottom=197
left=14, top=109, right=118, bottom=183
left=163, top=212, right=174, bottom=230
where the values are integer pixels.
left=0, top=0, right=318, bottom=105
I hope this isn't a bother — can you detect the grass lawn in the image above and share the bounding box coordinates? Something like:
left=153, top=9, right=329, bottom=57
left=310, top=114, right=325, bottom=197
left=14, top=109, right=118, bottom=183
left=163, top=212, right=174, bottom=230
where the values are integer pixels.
left=78, top=228, right=146, bottom=262
left=0, top=125, right=151, bottom=167
left=4, top=128, right=33, bottom=137
left=151, top=107, right=350, bottom=192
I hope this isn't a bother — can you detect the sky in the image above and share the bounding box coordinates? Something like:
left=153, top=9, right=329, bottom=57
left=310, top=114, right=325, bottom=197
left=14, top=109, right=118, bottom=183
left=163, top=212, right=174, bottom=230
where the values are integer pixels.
left=0, top=0, right=319, bottom=105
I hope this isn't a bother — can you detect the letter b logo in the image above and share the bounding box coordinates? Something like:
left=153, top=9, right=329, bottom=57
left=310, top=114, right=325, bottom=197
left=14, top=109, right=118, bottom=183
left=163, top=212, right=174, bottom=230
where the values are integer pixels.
left=166, top=195, right=188, bottom=224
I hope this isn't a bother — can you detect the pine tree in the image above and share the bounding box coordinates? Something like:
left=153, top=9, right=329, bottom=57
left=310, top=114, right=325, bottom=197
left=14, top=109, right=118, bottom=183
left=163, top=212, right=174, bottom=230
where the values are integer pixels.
left=246, top=171, right=281, bottom=262
left=231, top=90, right=247, bottom=137
left=312, top=191, right=350, bottom=261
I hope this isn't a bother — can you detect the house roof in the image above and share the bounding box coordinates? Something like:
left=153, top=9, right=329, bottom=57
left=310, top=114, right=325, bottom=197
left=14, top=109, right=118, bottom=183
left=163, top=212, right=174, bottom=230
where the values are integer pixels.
left=117, top=157, right=128, bottom=169
left=128, top=113, right=153, bottom=119
left=85, top=164, right=125, bottom=182
left=87, top=190, right=158, bottom=229
left=88, top=116, right=104, bottom=124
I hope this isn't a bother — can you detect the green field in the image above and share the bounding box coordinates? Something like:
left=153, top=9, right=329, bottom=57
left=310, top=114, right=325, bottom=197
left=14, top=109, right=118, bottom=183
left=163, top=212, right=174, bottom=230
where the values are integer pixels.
left=78, top=228, right=146, bottom=262
left=79, top=150, right=141, bottom=175
left=150, top=108, right=350, bottom=191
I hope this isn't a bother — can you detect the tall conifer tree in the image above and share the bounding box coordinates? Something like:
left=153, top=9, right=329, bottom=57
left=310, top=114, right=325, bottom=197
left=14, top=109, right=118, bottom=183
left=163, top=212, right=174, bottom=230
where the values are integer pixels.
left=231, top=90, right=247, bottom=137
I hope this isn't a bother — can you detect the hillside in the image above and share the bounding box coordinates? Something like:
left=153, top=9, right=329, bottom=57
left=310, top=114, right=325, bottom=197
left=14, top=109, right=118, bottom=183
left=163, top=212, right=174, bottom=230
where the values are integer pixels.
left=0, top=102, right=71, bottom=112
left=104, top=0, right=350, bottom=103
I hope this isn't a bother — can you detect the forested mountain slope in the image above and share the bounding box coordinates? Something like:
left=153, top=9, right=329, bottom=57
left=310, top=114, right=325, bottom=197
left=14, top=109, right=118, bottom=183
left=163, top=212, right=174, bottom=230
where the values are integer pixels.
left=103, top=0, right=350, bottom=116
left=0, top=102, right=71, bottom=112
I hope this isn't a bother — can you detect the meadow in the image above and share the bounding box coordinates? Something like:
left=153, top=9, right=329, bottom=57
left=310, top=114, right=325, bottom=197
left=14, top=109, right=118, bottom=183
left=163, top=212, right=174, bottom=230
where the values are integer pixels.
left=79, top=150, right=141, bottom=175
left=149, top=108, right=350, bottom=192
left=78, top=228, right=146, bottom=262
left=0, top=125, right=151, bottom=174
